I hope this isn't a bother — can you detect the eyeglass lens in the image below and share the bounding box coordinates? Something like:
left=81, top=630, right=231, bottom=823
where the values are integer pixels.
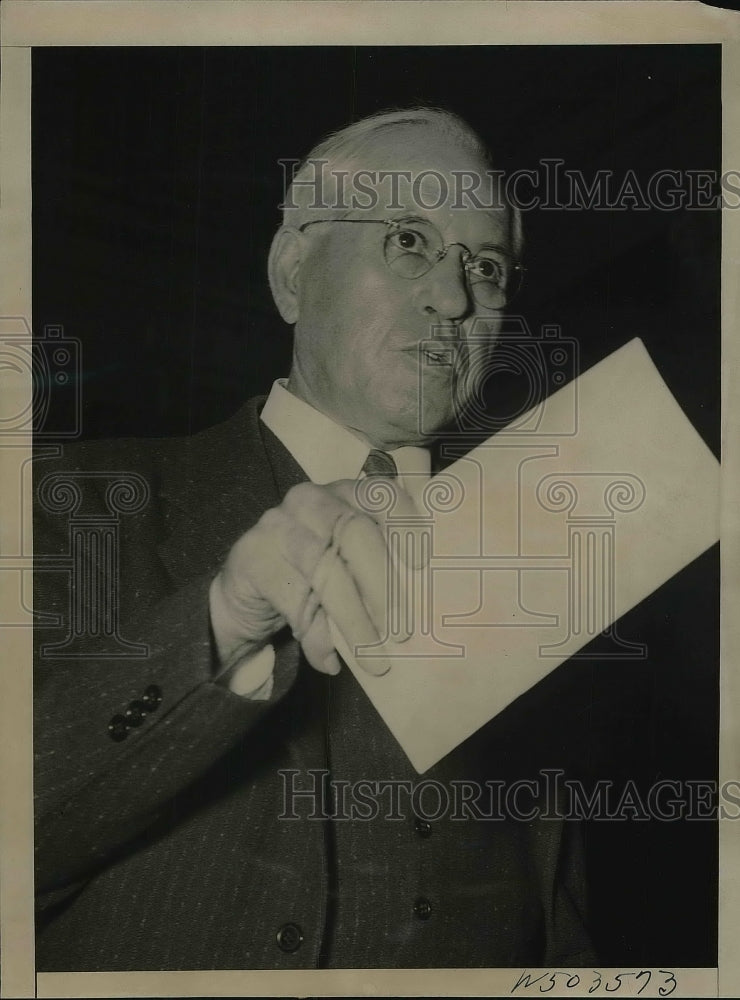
left=383, top=219, right=521, bottom=309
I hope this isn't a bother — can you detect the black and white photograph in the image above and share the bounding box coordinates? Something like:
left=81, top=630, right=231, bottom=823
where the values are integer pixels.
left=0, top=2, right=738, bottom=997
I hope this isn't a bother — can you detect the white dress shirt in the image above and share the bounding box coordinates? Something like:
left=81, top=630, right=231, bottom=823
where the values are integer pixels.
left=219, top=379, right=431, bottom=698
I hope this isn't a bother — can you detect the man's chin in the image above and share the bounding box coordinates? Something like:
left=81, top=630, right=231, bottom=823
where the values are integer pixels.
left=396, top=407, right=456, bottom=448
left=358, top=396, right=456, bottom=449
left=365, top=412, right=444, bottom=450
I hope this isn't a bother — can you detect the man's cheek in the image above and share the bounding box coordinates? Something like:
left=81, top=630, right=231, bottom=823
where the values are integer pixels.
left=420, top=382, right=455, bottom=431
left=455, top=342, right=496, bottom=403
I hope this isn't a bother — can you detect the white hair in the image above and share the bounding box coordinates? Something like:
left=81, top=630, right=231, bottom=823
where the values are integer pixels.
left=281, top=106, right=523, bottom=256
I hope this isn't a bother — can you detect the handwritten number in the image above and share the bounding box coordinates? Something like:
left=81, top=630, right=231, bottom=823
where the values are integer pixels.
left=512, top=967, right=675, bottom=995
left=609, top=973, right=637, bottom=992
left=659, top=970, right=678, bottom=997
left=635, top=970, right=652, bottom=995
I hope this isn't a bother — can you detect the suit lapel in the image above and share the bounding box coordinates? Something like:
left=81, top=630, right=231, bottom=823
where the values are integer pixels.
left=258, top=410, right=311, bottom=499
left=156, top=396, right=308, bottom=585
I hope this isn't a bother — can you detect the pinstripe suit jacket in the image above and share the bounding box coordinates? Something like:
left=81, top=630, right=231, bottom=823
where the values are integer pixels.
left=33, top=397, right=593, bottom=971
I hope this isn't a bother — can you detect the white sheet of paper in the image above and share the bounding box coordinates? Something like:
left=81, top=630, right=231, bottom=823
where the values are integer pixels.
left=331, top=337, right=720, bottom=773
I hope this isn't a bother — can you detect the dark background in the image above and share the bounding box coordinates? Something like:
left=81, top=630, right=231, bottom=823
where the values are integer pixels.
left=33, top=45, right=720, bottom=967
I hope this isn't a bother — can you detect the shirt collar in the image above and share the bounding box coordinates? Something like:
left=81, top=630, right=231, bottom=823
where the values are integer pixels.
left=260, top=379, right=431, bottom=486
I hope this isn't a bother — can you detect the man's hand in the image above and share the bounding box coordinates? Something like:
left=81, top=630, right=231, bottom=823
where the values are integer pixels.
left=210, top=479, right=418, bottom=678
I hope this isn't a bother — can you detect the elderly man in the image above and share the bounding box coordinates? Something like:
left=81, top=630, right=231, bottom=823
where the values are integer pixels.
left=34, top=108, right=593, bottom=971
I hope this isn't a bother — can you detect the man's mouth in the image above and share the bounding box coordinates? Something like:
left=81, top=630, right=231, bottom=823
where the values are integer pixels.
left=423, top=348, right=447, bottom=365
left=408, top=341, right=457, bottom=366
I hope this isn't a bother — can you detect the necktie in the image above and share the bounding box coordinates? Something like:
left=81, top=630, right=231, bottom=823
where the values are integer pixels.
left=361, top=449, right=398, bottom=478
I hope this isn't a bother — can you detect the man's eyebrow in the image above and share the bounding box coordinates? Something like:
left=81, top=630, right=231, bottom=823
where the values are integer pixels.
left=385, top=213, right=432, bottom=226
left=476, top=242, right=514, bottom=257
left=386, top=213, right=514, bottom=256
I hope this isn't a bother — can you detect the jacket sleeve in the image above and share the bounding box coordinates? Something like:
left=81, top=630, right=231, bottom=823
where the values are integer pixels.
left=33, top=440, right=300, bottom=909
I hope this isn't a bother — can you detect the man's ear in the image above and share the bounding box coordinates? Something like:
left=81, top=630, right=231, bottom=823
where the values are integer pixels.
left=268, top=226, right=304, bottom=325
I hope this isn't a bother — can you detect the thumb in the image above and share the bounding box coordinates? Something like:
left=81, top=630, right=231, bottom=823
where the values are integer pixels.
left=328, top=477, right=428, bottom=569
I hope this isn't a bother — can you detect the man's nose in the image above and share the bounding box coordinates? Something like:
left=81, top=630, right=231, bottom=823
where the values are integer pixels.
left=413, top=249, right=473, bottom=324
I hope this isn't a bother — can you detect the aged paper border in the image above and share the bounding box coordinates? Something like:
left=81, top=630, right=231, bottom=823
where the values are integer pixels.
left=0, top=2, right=738, bottom=997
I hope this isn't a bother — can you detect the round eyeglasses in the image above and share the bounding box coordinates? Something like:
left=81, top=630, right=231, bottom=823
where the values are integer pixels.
left=298, top=216, right=525, bottom=311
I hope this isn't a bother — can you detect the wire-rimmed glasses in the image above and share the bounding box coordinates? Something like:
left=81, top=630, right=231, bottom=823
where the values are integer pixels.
left=298, top=215, right=525, bottom=310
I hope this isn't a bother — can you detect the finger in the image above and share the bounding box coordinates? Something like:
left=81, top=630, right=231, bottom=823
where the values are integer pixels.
left=254, top=508, right=390, bottom=674
left=239, top=509, right=326, bottom=630
left=329, top=479, right=429, bottom=570
left=331, top=510, right=411, bottom=643
left=328, top=480, right=425, bottom=632
left=247, top=544, right=340, bottom=676
left=283, top=484, right=399, bottom=641
left=311, top=543, right=390, bottom=676
left=289, top=550, right=388, bottom=677
left=297, top=604, right=342, bottom=676
left=328, top=478, right=418, bottom=526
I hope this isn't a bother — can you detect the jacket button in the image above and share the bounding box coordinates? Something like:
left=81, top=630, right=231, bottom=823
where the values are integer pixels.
left=414, top=897, right=432, bottom=920
left=142, top=684, right=162, bottom=711
left=124, top=700, right=146, bottom=727
left=107, top=714, right=128, bottom=741
left=414, top=817, right=432, bottom=838
left=276, top=922, right=303, bottom=953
